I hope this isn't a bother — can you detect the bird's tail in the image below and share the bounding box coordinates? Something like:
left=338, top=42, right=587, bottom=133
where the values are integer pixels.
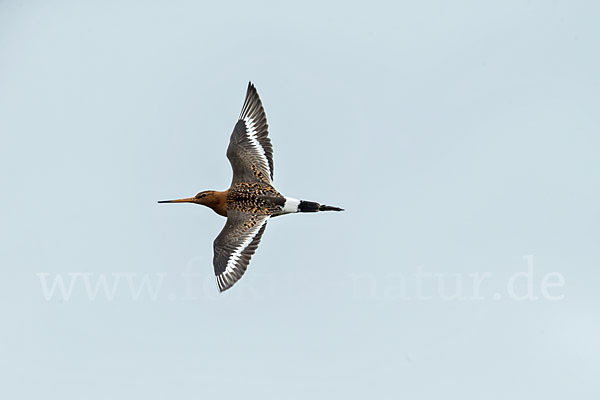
left=298, top=200, right=344, bottom=213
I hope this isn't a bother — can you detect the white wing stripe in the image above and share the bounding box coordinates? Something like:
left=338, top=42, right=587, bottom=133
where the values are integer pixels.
left=222, top=218, right=268, bottom=277
left=244, top=117, right=271, bottom=180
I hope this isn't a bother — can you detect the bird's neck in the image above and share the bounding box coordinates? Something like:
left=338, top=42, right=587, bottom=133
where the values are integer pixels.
left=204, top=190, right=228, bottom=217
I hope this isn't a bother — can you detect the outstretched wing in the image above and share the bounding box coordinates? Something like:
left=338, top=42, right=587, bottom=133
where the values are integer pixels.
left=226, top=82, right=274, bottom=185
left=213, top=211, right=269, bottom=292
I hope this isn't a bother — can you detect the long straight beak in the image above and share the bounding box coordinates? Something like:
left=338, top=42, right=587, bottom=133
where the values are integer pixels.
left=157, top=197, right=196, bottom=204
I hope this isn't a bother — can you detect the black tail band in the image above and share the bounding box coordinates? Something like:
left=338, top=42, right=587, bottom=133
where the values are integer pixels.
left=298, top=200, right=344, bottom=213
left=319, top=205, right=344, bottom=212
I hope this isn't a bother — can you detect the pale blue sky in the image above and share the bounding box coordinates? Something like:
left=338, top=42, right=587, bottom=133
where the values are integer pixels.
left=1, top=1, right=599, bottom=399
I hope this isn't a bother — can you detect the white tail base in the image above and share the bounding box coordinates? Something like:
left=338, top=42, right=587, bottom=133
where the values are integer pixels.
left=282, top=197, right=300, bottom=213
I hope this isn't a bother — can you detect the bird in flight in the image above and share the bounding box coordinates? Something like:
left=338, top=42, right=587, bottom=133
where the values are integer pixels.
left=159, top=83, right=343, bottom=292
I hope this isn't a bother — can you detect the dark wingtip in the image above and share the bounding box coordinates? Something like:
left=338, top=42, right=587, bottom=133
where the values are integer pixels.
left=244, top=81, right=258, bottom=99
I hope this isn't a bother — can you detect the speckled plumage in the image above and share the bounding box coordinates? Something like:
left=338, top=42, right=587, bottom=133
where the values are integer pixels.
left=226, top=182, right=284, bottom=215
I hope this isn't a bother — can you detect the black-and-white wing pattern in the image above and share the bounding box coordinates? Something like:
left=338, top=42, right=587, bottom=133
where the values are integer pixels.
left=213, top=211, right=269, bottom=292
left=227, top=82, right=274, bottom=185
